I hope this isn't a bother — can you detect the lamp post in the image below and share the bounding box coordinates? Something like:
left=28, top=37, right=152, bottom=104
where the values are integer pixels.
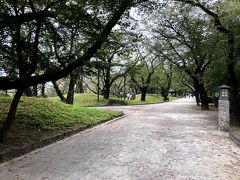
left=219, top=84, right=231, bottom=100
left=218, top=84, right=231, bottom=131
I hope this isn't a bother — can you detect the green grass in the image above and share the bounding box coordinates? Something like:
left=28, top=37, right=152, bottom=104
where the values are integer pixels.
left=126, top=94, right=176, bottom=105
left=51, top=93, right=177, bottom=107
left=0, top=96, right=122, bottom=130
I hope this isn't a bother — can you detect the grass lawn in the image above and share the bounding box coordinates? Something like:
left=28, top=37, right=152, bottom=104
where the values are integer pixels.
left=51, top=93, right=177, bottom=107
left=0, top=96, right=122, bottom=150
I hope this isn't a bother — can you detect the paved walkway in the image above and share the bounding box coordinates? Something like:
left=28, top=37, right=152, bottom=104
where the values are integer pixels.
left=0, top=98, right=239, bottom=180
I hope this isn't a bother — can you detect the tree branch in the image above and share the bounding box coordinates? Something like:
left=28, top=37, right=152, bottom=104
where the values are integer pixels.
left=0, top=0, right=134, bottom=90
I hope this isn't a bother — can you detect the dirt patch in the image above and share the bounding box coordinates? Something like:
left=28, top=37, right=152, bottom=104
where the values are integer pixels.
left=0, top=125, right=79, bottom=152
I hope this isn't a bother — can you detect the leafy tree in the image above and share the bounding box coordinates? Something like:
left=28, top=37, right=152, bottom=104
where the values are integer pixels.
left=158, top=62, right=173, bottom=101
left=203, top=60, right=228, bottom=94
left=130, top=51, right=160, bottom=101
left=94, top=31, right=139, bottom=99
left=149, top=4, right=221, bottom=110
left=178, top=0, right=240, bottom=123
left=0, top=0, right=142, bottom=142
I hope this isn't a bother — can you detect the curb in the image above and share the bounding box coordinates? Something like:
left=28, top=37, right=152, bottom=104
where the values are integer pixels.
left=229, top=131, right=240, bottom=147
left=0, top=113, right=126, bottom=162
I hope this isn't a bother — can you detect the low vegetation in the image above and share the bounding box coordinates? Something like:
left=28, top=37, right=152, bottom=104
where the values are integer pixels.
left=51, top=93, right=177, bottom=107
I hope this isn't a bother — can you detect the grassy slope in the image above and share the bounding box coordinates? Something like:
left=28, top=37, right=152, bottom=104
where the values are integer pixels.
left=0, top=96, right=121, bottom=131
left=51, top=93, right=177, bottom=107
left=0, top=96, right=122, bottom=150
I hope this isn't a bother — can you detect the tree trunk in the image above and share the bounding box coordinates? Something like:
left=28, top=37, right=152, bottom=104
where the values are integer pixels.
left=103, top=83, right=111, bottom=99
left=103, top=64, right=111, bottom=99
left=52, top=81, right=66, bottom=102
left=198, top=84, right=209, bottom=110
left=193, top=78, right=209, bottom=110
left=193, top=86, right=200, bottom=106
left=32, top=85, right=38, bottom=96
left=41, top=83, right=45, bottom=97
left=163, top=94, right=168, bottom=102
left=227, top=59, right=239, bottom=124
left=195, top=91, right=200, bottom=106
left=103, top=73, right=111, bottom=99
left=0, top=88, right=24, bottom=142
left=161, top=87, right=169, bottom=102
left=235, top=95, right=240, bottom=125
left=140, top=73, right=153, bottom=102
left=123, top=76, right=126, bottom=100
left=141, top=88, right=147, bottom=101
left=66, top=72, right=78, bottom=104
left=199, top=92, right=209, bottom=110
left=162, top=66, right=172, bottom=102
left=97, top=69, right=100, bottom=102
left=24, top=87, right=33, bottom=97
left=229, top=88, right=239, bottom=124
left=76, top=75, right=84, bottom=93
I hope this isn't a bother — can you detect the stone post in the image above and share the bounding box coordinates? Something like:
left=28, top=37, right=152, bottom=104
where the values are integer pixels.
left=218, top=84, right=231, bottom=131
left=218, top=99, right=230, bottom=131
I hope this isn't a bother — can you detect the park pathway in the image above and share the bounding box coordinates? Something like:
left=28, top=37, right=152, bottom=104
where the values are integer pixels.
left=0, top=98, right=240, bottom=180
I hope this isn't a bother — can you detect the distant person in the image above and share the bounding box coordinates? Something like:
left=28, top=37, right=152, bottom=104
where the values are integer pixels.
left=120, top=91, right=123, bottom=98
left=126, top=93, right=130, bottom=99
left=129, top=93, right=132, bottom=100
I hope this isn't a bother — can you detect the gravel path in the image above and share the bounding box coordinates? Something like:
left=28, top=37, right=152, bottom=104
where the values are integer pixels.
left=0, top=98, right=239, bottom=180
